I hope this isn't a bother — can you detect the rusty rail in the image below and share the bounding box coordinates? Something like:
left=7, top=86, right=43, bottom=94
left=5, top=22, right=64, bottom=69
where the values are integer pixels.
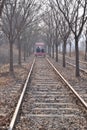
left=8, top=58, right=35, bottom=130
left=46, top=58, right=87, bottom=109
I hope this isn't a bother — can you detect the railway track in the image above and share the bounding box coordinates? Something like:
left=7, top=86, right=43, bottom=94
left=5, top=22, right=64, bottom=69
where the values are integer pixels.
left=58, top=54, right=87, bottom=73
left=8, top=57, right=87, bottom=130
left=48, top=56, right=87, bottom=106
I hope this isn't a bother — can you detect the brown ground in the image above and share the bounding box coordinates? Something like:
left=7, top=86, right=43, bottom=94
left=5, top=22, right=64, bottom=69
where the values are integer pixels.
left=0, top=62, right=31, bottom=87
left=0, top=56, right=34, bottom=128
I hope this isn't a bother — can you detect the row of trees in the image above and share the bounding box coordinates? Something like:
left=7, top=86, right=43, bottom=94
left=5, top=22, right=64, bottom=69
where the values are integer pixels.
left=41, top=0, right=87, bottom=77
left=0, top=0, right=41, bottom=74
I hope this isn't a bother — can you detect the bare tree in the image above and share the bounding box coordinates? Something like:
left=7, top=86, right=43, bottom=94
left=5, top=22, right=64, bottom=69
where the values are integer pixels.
left=51, top=8, right=60, bottom=62
left=85, top=26, right=87, bottom=60
left=42, top=9, right=53, bottom=57
left=58, top=17, right=70, bottom=67
left=67, top=36, right=73, bottom=57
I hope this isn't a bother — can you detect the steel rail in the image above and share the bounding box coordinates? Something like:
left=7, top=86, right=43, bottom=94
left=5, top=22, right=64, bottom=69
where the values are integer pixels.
left=66, top=61, right=87, bottom=73
left=66, top=56, right=87, bottom=65
left=56, top=55, right=87, bottom=73
left=8, top=58, right=35, bottom=130
left=56, top=54, right=87, bottom=71
left=46, top=58, right=87, bottom=109
left=59, top=53, right=87, bottom=65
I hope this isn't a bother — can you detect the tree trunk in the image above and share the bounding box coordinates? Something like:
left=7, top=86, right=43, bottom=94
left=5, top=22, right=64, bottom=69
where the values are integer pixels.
left=18, top=38, right=21, bottom=65
left=26, top=44, right=30, bottom=57
left=69, top=42, right=71, bottom=57
left=28, top=48, right=30, bottom=57
left=63, top=41, right=66, bottom=67
left=9, top=41, right=14, bottom=73
left=24, top=44, right=26, bottom=61
left=52, top=44, right=54, bottom=59
left=85, top=38, right=87, bottom=61
left=28, top=45, right=32, bottom=56
left=55, top=28, right=58, bottom=62
left=55, top=43, right=58, bottom=62
left=48, top=45, right=51, bottom=57
left=48, top=45, right=49, bottom=55
left=75, top=37, right=80, bottom=77
left=28, top=45, right=30, bottom=56
left=59, top=45, right=61, bottom=53
left=0, top=0, right=5, bottom=16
